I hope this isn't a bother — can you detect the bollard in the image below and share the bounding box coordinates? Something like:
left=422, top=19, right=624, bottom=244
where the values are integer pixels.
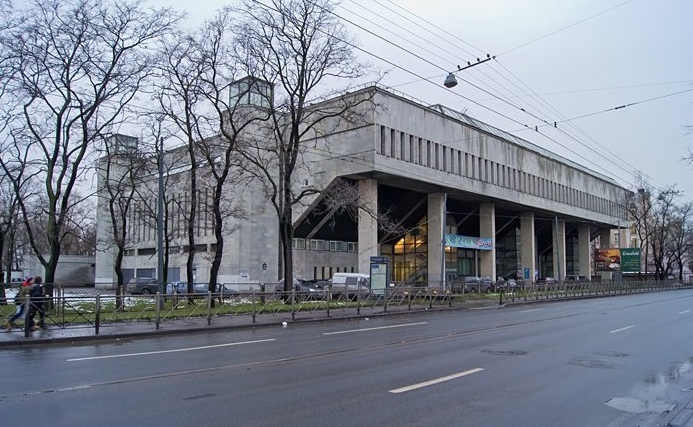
left=207, top=291, right=212, bottom=325
left=155, top=292, right=161, bottom=330
left=357, top=281, right=361, bottom=316
left=95, top=294, right=101, bottom=335
left=291, top=288, right=296, bottom=321
left=326, top=289, right=331, bottom=318
left=252, top=292, right=256, bottom=323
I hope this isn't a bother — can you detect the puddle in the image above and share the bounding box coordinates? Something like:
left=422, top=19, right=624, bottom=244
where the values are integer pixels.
left=605, top=397, right=675, bottom=414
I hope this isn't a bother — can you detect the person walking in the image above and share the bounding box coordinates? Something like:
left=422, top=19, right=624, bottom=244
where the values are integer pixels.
left=4, top=277, right=33, bottom=331
left=27, top=276, right=46, bottom=331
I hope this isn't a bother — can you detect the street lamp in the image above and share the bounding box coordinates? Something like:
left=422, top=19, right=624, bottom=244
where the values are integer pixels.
left=443, top=73, right=457, bottom=88
left=442, top=55, right=496, bottom=89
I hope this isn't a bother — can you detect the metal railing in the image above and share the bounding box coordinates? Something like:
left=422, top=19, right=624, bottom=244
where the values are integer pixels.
left=1, top=280, right=690, bottom=336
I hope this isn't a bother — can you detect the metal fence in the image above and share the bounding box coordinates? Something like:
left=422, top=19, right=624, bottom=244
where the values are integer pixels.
left=1, top=280, right=691, bottom=337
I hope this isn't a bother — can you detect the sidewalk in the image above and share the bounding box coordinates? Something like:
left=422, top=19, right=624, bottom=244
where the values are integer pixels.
left=0, top=299, right=503, bottom=348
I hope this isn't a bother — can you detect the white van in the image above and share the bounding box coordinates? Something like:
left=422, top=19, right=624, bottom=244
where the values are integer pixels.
left=330, top=273, right=370, bottom=299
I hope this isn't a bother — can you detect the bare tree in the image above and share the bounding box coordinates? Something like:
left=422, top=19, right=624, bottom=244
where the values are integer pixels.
left=154, top=10, right=266, bottom=300
left=649, top=188, right=680, bottom=280
left=0, top=0, right=180, bottom=297
left=625, top=177, right=655, bottom=278
left=232, top=0, right=373, bottom=294
left=668, top=202, right=693, bottom=281
left=96, top=134, right=149, bottom=309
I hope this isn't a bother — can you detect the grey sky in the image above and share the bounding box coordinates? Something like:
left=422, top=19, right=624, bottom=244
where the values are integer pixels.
left=153, top=0, right=693, bottom=201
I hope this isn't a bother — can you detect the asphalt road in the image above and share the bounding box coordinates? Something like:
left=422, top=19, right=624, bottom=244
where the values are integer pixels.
left=3, top=291, right=693, bottom=427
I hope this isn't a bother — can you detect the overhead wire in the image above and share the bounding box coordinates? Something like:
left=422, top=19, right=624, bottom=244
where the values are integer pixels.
left=351, top=0, right=671, bottom=193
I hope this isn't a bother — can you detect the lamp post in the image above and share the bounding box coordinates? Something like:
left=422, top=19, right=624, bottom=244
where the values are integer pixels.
left=157, top=137, right=165, bottom=309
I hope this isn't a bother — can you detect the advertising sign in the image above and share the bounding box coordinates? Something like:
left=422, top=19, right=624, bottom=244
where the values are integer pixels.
left=595, top=248, right=641, bottom=272
left=619, top=248, right=641, bottom=273
left=445, top=234, right=493, bottom=250
left=595, top=248, right=621, bottom=271
left=369, top=257, right=389, bottom=296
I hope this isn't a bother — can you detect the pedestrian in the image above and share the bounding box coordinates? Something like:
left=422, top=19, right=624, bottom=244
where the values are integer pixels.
left=4, top=277, right=33, bottom=331
left=27, top=276, right=46, bottom=331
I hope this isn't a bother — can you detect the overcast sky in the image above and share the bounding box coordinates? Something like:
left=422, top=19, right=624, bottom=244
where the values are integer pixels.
left=152, top=0, right=693, bottom=202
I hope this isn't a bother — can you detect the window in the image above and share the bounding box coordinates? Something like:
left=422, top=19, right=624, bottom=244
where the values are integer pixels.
left=138, top=247, right=156, bottom=256
left=293, top=238, right=306, bottom=250
left=310, top=240, right=329, bottom=251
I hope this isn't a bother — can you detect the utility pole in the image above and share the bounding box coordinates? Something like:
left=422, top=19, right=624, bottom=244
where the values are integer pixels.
left=157, top=137, right=165, bottom=309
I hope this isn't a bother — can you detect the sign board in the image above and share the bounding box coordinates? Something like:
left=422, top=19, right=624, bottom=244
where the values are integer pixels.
left=369, top=262, right=388, bottom=296
left=595, top=248, right=641, bottom=272
left=445, top=234, right=493, bottom=250
left=619, top=248, right=641, bottom=273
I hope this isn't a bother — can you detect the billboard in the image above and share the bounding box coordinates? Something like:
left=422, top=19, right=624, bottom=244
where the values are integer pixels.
left=619, top=248, right=641, bottom=273
left=445, top=234, right=493, bottom=250
left=595, top=248, right=641, bottom=272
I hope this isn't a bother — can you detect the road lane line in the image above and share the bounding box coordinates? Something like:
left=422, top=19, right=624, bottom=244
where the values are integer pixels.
left=389, top=368, right=484, bottom=394
left=609, top=325, right=635, bottom=334
left=323, top=322, right=427, bottom=335
left=66, top=339, right=275, bottom=361
left=679, top=310, right=691, bottom=315
left=519, top=309, right=543, bottom=314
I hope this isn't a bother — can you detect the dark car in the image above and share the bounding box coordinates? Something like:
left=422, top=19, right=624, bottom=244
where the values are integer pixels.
left=217, top=284, right=241, bottom=298
left=126, top=277, right=160, bottom=295
left=450, top=276, right=493, bottom=294
left=275, top=278, right=325, bottom=300
left=565, top=275, right=589, bottom=289
left=565, top=275, right=589, bottom=283
left=167, top=282, right=239, bottom=298
left=535, top=277, right=557, bottom=289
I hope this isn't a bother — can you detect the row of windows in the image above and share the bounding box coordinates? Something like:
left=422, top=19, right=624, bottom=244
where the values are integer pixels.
left=378, top=125, right=626, bottom=220
left=125, top=244, right=212, bottom=257
left=311, top=266, right=357, bottom=281
left=126, top=189, right=215, bottom=245
left=293, top=238, right=357, bottom=252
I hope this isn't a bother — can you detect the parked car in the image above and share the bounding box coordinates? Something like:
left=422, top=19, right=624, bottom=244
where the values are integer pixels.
left=274, top=278, right=324, bottom=300
left=126, top=277, right=160, bottom=295
left=217, top=284, right=241, bottom=298
left=535, top=277, right=557, bottom=289
left=329, top=273, right=371, bottom=299
left=167, top=282, right=239, bottom=298
left=450, top=276, right=493, bottom=293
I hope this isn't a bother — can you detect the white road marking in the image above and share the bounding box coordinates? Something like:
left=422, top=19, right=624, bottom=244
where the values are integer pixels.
left=67, top=339, right=276, bottom=361
left=609, top=325, right=635, bottom=334
left=679, top=310, right=691, bottom=315
left=323, top=322, right=428, bottom=335
left=389, top=368, right=484, bottom=394
left=518, top=309, right=543, bottom=313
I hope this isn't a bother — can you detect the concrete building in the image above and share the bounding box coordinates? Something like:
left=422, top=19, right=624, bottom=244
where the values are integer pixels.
left=95, top=82, right=629, bottom=288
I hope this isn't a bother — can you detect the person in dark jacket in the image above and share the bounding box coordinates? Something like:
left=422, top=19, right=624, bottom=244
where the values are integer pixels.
left=4, top=277, right=33, bottom=331
left=27, top=276, right=46, bottom=331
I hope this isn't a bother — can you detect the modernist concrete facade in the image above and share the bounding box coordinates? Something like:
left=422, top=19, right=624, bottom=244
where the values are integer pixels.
left=95, top=85, right=629, bottom=288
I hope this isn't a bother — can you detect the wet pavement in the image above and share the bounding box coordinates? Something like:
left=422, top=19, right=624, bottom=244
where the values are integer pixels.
left=0, top=299, right=501, bottom=348
left=5, top=294, right=693, bottom=427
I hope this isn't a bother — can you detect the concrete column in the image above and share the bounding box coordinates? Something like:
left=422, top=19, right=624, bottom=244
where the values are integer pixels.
left=358, top=179, right=379, bottom=274
left=578, top=223, right=592, bottom=278
left=479, top=203, right=496, bottom=281
left=552, top=218, right=566, bottom=281
left=520, top=212, right=536, bottom=282
left=599, top=228, right=611, bottom=249
left=427, top=193, right=445, bottom=288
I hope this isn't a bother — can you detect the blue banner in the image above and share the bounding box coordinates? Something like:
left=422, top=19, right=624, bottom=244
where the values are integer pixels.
left=445, top=234, right=493, bottom=250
